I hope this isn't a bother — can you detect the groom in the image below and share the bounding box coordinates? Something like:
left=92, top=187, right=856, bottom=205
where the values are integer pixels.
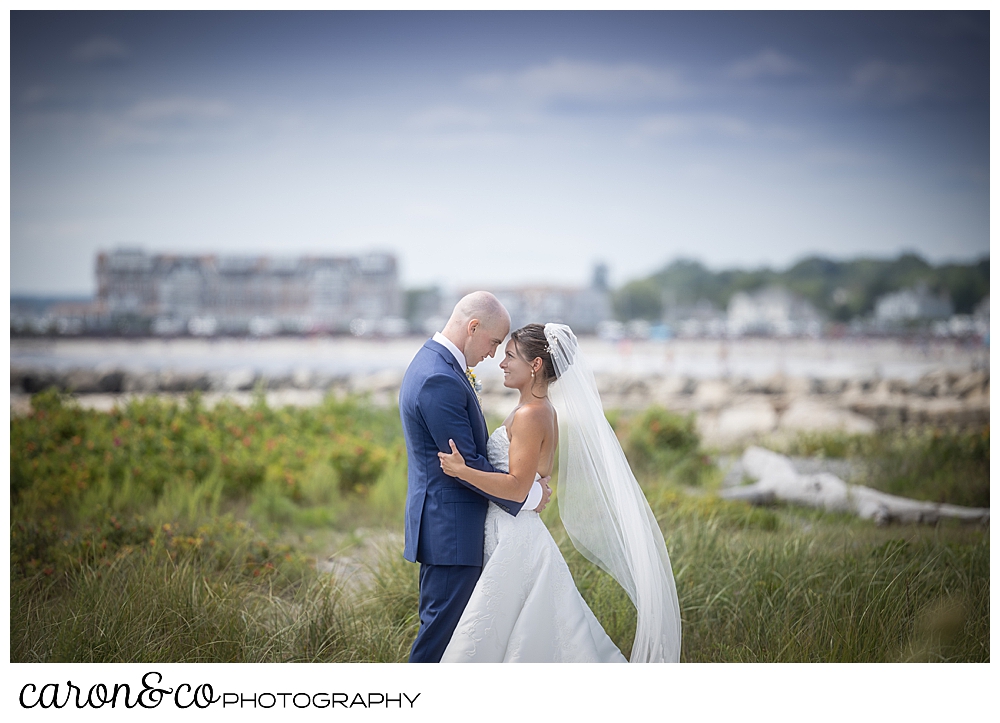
left=400, top=291, right=550, bottom=663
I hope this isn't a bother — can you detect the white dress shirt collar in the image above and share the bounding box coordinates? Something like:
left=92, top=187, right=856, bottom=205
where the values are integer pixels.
left=432, top=331, right=468, bottom=370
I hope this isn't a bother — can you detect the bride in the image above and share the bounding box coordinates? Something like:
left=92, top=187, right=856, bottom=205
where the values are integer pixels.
left=436, top=323, right=681, bottom=663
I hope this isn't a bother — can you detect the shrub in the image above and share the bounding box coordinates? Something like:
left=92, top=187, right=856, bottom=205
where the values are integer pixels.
left=220, top=455, right=266, bottom=497
left=623, top=406, right=709, bottom=485
left=330, top=434, right=390, bottom=495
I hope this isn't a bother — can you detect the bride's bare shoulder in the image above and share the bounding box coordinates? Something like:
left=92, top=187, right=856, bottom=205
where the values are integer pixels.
left=510, top=401, right=556, bottom=435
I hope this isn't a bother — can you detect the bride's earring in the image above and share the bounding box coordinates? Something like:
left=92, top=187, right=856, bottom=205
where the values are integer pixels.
left=531, top=370, right=535, bottom=379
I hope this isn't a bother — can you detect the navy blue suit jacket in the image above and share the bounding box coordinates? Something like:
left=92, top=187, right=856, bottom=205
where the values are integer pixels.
left=400, top=339, right=524, bottom=566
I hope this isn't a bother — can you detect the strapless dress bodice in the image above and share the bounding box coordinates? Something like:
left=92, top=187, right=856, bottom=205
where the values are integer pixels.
left=483, top=425, right=539, bottom=559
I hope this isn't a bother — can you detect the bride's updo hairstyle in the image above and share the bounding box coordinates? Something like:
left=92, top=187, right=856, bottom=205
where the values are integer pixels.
left=509, top=323, right=557, bottom=383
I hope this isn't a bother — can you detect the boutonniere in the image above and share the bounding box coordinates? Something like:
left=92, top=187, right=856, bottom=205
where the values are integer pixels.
left=465, top=369, right=483, bottom=404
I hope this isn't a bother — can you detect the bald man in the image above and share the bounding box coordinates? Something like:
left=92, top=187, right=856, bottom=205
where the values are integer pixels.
left=400, top=291, right=550, bottom=662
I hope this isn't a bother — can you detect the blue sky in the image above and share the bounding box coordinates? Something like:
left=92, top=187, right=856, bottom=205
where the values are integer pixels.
left=10, top=10, right=989, bottom=295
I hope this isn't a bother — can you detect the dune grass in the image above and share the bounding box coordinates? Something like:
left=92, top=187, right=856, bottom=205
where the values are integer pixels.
left=13, top=499, right=986, bottom=663
left=553, top=491, right=988, bottom=663
left=11, top=544, right=419, bottom=663
left=10, top=392, right=989, bottom=663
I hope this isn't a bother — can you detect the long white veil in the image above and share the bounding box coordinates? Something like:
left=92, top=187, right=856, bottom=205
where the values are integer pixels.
left=544, top=323, right=681, bottom=663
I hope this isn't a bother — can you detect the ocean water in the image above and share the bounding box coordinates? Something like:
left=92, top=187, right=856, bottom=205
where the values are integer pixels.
left=10, top=336, right=988, bottom=382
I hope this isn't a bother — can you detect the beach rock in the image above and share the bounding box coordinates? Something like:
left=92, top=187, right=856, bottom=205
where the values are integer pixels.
left=693, top=380, right=731, bottom=409
left=784, top=377, right=812, bottom=396
left=264, top=389, right=325, bottom=408
left=778, top=399, right=877, bottom=434
left=10, top=368, right=28, bottom=392
left=887, top=379, right=910, bottom=395
left=749, top=374, right=789, bottom=395
left=701, top=399, right=778, bottom=443
left=97, top=370, right=126, bottom=393
left=620, top=378, right=652, bottom=406
left=63, top=369, right=102, bottom=394
left=913, top=370, right=952, bottom=397
left=315, top=373, right=350, bottom=392
left=291, top=367, right=314, bottom=389
left=214, top=367, right=257, bottom=392
left=350, top=369, right=403, bottom=394
left=904, top=397, right=989, bottom=427
left=659, top=376, right=697, bottom=396
left=18, top=370, right=60, bottom=394
left=953, top=370, right=988, bottom=398
left=158, top=370, right=212, bottom=392
left=264, top=373, right=292, bottom=390
left=123, top=370, right=159, bottom=393
left=810, top=378, right=849, bottom=395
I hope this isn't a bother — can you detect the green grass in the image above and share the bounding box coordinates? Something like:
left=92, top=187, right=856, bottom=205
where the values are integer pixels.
left=555, top=492, right=988, bottom=663
left=10, top=392, right=989, bottom=663
left=13, top=498, right=986, bottom=663
left=11, top=544, right=419, bottom=663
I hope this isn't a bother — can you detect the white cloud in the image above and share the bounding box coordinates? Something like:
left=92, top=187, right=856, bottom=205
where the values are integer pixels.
left=95, top=120, right=170, bottom=146
left=89, top=97, right=235, bottom=146
left=407, top=106, right=493, bottom=131
left=384, top=128, right=516, bottom=151
left=16, top=91, right=250, bottom=149
left=802, top=148, right=881, bottom=168
left=727, top=48, right=808, bottom=80
left=470, top=58, right=684, bottom=105
left=72, top=36, right=129, bottom=63
left=22, top=86, right=51, bottom=105
left=850, top=60, right=942, bottom=106
left=638, top=113, right=752, bottom=139
left=128, top=97, right=232, bottom=121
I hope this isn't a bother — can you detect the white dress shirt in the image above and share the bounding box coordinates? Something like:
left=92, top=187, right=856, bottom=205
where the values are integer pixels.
left=432, top=332, right=543, bottom=511
left=432, top=331, right=468, bottom=371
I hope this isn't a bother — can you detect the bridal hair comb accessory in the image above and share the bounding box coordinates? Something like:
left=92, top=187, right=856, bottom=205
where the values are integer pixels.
left=542, top=323, right=577, bottom=376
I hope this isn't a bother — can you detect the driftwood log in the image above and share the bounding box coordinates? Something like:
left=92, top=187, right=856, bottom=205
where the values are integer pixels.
left=720, top=446, right=989, bottom=525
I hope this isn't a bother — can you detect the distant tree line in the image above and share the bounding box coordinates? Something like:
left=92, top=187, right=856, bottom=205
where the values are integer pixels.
left=612, top=253, right=990, bottom=323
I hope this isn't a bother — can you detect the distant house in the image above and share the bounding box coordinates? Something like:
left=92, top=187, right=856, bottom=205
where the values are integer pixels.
left=10, top=295, right=96, bottom=335
left=936, top=294, right=991, bottom=339
left=490, top=286, right=611, bottom=335
left=974, top=295, right=990, bottom=339
left=95, top=248, right=402, bottom=335
left=874, top=284, right=953, bottom=325
left=974, top=294, right=989, bottom=323
left=663, top=299, right=728, bottom=338
left=727, top=286, right=823, bottom=337
left=479, top=264, right=613, bottom=335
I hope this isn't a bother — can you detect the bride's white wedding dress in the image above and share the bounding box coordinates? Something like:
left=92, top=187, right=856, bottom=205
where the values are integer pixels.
left=440, top=425, right=627, bottom=663
left=440, top=324, right=681, bottom=663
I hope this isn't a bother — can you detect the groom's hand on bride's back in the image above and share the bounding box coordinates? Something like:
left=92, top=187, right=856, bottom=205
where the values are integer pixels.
left=534, top=477, right=552, bottom=512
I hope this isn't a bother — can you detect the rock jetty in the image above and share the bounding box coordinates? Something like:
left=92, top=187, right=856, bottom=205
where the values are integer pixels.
left=10, top=365, right=988, bottom=445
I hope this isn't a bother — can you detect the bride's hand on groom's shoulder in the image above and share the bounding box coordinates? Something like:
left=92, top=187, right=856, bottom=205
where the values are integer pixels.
left=439, top=439, right=468, bottom=478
